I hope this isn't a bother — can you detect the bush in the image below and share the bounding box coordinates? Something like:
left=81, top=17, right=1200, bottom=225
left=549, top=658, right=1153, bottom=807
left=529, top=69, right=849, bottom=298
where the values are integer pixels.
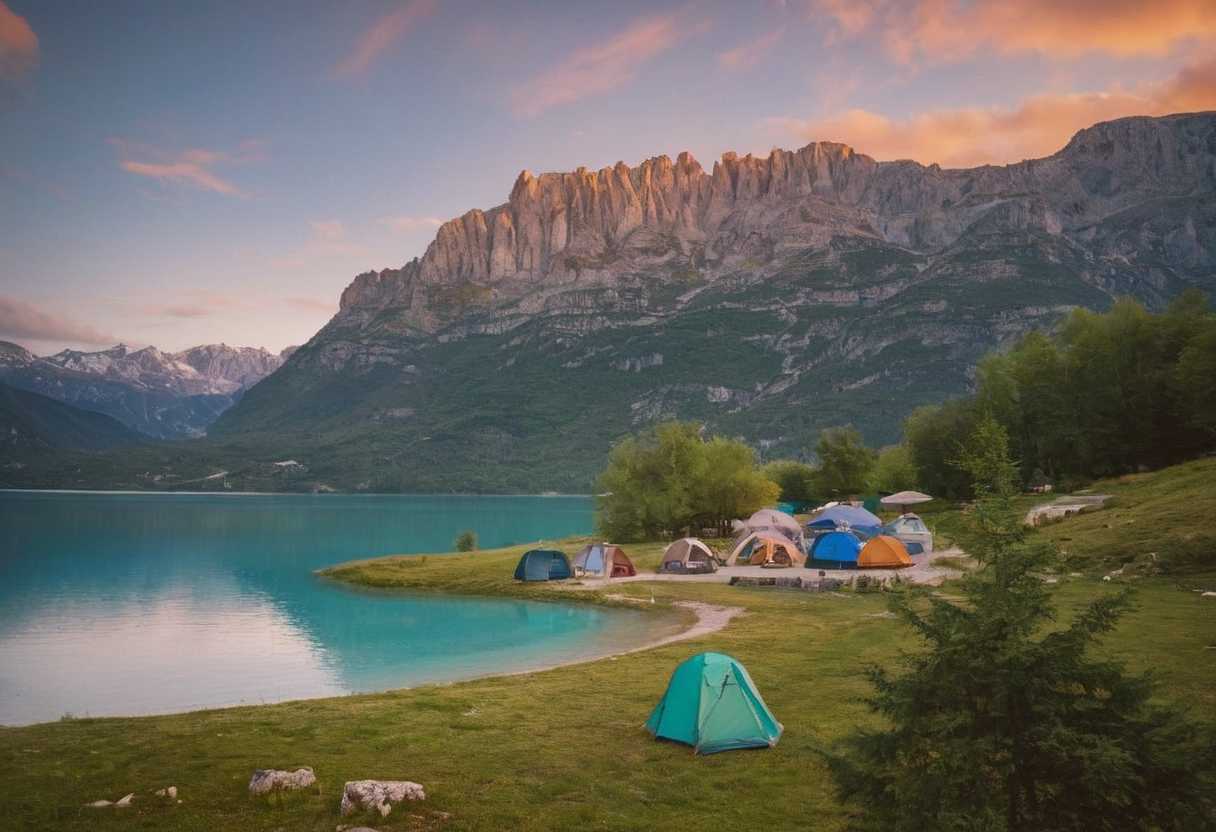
left=454, top=530, right=477, bottom=552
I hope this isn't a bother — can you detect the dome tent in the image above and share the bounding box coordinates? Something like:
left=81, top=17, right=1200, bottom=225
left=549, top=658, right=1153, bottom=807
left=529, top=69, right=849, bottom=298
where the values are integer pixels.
left=660, top=538, right=718, bottom=574
left=645, top=652, right=782, bottom=754
left=513, top=549, right=572, bottom=582
left=857, top=535, right=914, bottom=568
left=807, top=504, right=882, bottom=534
left=572, top=543, right=637, bottom=578
left=726, top=532, right=806, bottom=567
left=808, top=530, right=863, bottom=568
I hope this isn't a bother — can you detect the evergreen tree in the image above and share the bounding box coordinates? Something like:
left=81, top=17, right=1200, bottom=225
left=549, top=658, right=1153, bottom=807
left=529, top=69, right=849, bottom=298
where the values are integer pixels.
left=828, top=424, right=1216, bottom=831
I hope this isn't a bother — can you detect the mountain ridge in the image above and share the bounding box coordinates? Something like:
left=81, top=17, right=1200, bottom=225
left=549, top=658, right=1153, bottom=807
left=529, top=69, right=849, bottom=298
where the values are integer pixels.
left=0, top=340, right=294, bottom=439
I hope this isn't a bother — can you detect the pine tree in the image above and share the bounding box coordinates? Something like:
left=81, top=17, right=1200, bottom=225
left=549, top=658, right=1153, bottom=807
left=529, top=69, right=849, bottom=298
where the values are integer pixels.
left=827, top=421, right=1215, bottom=831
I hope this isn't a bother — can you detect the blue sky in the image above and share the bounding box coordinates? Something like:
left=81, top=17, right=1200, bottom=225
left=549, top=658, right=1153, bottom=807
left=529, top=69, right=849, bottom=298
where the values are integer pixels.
left=1, top=0, right=1213, bottom=354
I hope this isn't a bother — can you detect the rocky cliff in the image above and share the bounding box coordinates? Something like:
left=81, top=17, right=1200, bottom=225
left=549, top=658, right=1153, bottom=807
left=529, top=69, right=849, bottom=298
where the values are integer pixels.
left=165, top=112, right=1216, bottom=491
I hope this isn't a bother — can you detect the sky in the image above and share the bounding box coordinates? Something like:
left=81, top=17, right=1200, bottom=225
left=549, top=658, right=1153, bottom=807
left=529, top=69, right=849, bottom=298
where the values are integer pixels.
left=1, top=0, right=1214, bottom=355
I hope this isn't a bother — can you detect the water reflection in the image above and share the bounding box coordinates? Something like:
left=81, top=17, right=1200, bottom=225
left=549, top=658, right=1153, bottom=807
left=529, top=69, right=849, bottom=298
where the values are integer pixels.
left=0, top=492, right=661, bottom=726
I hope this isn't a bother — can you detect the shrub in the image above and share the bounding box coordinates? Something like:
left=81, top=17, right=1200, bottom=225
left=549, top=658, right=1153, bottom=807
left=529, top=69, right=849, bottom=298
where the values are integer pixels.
left=454, top=530, right=477, bottom=552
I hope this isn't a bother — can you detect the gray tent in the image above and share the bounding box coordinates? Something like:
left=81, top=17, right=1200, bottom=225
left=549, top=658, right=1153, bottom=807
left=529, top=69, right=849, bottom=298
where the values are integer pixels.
left=660, top=538, right=718, bottom=574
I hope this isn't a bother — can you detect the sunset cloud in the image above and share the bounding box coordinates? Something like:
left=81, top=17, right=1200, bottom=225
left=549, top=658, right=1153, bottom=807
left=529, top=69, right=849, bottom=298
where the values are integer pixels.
left=270, top=221, right=367, bottom=270
left=379, top=215, right=444, bottom=233
left=511, top=12, right=695, bottom=117
left=769, top=57, right=1216, bottom=168
left=808, top=0, right=1216, bottom=64
left=0, top=0, right=38, bottom=81
left=0, top=295, right=117, bottom=346
left=718, top=30, right=783, bottom=71
left=112, top=140, right=264, bottom=197
left=335, top=0, right=438, bottom=77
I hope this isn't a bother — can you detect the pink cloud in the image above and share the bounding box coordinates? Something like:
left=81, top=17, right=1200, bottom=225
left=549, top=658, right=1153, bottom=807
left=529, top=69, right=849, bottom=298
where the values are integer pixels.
left=335, top=0, right=438, bottom=77
left=0, top=295, right=117, bottom=346
left=0, top=0, right=37, bottom=81
left=270, top=221, right=367, bottom=270
left=768, top=57, right=1216, bottom=168
left=379, top=215, right=443, bottom=233
left=511, top=12, right=693, bottom=117
left=718, top=30, right=784, bottom=71
left=112, top=139, right=266, bottom=197
left=807, top=0, right=1216, bottom=64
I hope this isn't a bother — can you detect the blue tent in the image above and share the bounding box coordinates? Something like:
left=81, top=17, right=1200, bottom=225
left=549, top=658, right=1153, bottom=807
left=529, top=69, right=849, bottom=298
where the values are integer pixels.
left=807, top=531, right=862, bottom=568
left=513, top=549, right=572, bottom=582
left=806, top=505, right=883, bottom=535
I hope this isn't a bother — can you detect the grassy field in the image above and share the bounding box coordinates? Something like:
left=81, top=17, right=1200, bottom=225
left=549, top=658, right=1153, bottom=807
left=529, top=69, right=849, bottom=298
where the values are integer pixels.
left=1, top=485, right=1214, bottom=830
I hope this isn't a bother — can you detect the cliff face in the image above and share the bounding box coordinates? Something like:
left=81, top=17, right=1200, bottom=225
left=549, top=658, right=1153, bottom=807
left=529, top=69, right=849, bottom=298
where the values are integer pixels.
left=336, top=113, right=1216, bottom=333
left=210, top=113, right=1216, bottom=493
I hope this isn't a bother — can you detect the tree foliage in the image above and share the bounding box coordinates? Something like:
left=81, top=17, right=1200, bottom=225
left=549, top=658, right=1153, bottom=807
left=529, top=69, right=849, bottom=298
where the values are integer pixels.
left=828, top=423, right=1216, bottom=831
left=904, top=295, right=1216, bottom=497
left=762, top=459, right=818, bottom=503
left=814, top=425, right=877, bottom=498
left=595, top=422, right=779, bottom=541
left=867, top=445, right=920, bottom=494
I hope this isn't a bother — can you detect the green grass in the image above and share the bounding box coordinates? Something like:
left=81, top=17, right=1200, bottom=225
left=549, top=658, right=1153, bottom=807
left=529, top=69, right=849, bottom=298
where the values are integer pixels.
left=2, top=501, right=1214, bottom=831
left=1033, top=458, right=1216, bottom=573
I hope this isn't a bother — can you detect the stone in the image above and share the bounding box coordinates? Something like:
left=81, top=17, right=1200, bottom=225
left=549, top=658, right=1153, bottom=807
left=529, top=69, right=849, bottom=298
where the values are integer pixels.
left=248, top=767, right=317, bottom=796
left=340, top=780, right=426, bottom=817
left=113, top=793, right=134, bottom=808
left=155, top=786, right=178, bottom=799
left=85, top=800, right=113, bottom=808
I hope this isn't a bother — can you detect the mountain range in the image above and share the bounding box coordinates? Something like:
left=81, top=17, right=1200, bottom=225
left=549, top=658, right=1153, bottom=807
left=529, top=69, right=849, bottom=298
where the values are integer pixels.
left=4, top=112, right=1214, bottom=492
left=0, top=341, right=292, bottom=439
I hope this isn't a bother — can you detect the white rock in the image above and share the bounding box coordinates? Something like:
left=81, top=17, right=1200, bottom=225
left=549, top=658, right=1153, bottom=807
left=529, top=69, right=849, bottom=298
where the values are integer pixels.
left=114, top=793, right=134, bottom=808
left=340, top=780, right=425, bottom=817
left=155, top=786, right=178, bottom=799
left=248, top=767, right=316, bottom=795
left=85, top=800, right=113, bottom=808
left=1202, top=591, right=1216, bottom=598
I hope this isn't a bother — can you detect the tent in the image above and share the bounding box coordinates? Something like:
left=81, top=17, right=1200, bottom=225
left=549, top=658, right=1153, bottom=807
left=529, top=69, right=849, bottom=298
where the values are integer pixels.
left=807, top=530, right=862, bottom=568
left=884, top=513, right=933, bottom=553
left=806, top=504, right=882, bottom=535
left=660, top=538, right=718, bottom=574
left=880, top=490, right=933, bottom=513
left=857, top=535, right=914, bottom=568
left=726, top=532, right=806, bottom=567
left=513, top=549, right=572, bottom=582
left=645, top=652, right=782, bottom=754
left=572, top=543, right=637, bottom=578
left=743, top=508, right=803, bottom=543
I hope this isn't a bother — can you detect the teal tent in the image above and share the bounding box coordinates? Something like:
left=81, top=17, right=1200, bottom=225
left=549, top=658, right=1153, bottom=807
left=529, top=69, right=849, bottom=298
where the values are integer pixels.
left=513, top=549, right=572, bottom=582
left=645, top=652, right=782, bottom=754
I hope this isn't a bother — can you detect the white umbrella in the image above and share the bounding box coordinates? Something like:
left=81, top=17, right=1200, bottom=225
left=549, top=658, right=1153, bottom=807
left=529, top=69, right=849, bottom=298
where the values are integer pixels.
left=880, top=490, right=933, bottom=513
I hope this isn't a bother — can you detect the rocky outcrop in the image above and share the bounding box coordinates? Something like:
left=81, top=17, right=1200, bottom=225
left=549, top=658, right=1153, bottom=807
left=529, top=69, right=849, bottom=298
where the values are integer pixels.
left=248, top=767, right=317, bottom=795
left=340, top=780, right=426, bottom=817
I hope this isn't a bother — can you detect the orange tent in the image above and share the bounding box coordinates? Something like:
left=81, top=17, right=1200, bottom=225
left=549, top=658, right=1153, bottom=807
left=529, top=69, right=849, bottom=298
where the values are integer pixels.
left=857, top=535, right=914, bottom=568
left=728, top=532, right=806, bottom=568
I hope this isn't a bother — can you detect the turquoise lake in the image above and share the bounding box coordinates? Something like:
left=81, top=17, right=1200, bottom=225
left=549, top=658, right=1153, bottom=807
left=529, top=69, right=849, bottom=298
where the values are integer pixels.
left=0, top=491, right=667, bottom=726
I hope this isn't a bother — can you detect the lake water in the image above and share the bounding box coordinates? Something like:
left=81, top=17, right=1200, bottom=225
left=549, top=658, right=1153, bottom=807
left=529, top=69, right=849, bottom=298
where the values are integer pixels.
left=0, top=491, right=665, bottom=726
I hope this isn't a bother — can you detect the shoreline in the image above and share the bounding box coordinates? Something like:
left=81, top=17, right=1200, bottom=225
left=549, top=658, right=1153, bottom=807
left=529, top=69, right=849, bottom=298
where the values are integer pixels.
left=0, top=488, right=596, bottom=498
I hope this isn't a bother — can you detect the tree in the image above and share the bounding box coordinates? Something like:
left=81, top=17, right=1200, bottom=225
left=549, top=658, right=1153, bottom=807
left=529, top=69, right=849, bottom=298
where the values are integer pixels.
left=828, top=430, right=1216, bottom=831
left=814, top=426, right=876, bottom=498
left=954, top=412, right=1020, bottom=497
left=595, top=422, right=777, bottom=541
left=762, top=459, right=818, bottom=504
left=903, top=401, right=979, bottom=499
left=454, top=530, right=477, bottom=552
left=868, top=445, right=919, bottom=494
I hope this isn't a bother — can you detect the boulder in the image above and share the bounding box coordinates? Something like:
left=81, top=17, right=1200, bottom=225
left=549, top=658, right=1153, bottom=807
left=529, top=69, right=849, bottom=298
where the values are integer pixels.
left=248, top=767, right=316, bottom=795
left=113, top=793, right=134, bottom=808
left=340, top=780, right=426, bottom=817
left=155, top=786, right=178, bottom=799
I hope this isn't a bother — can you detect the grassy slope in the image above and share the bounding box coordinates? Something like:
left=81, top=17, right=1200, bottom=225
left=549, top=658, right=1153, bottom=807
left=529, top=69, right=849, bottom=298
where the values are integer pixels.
left=1034, top=457, right=1216, bottom=572
left=1, top=506, right=1214, bottom=830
